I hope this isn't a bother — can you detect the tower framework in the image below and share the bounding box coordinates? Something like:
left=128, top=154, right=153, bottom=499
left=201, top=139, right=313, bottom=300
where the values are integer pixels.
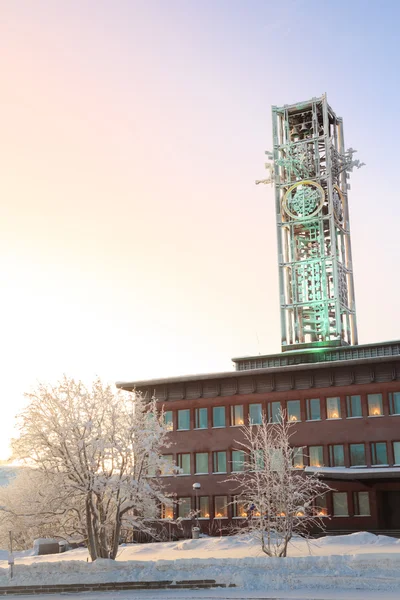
left=267, top=95, right=361, bottom=351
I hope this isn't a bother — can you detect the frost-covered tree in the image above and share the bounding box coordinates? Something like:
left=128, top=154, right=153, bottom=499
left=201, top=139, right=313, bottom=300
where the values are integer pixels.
left=228, top=412, right=330, bottom=557
left=12, top=377, right=173, bottom=559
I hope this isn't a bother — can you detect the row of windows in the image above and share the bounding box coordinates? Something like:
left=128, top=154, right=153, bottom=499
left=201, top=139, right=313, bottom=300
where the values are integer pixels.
left=164, top=392, right=400, bottom=431
left=162, top=491, right=371, bottom=519
left=161, top=441, right=400, bottom=475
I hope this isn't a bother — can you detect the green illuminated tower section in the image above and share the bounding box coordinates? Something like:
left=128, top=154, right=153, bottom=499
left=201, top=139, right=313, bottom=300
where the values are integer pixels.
left=268, top=95, right=362, bottom=351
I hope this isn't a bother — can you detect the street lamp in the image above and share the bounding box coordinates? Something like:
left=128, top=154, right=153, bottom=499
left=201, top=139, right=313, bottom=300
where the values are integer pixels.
left=192, top=482, right=201, bottom=528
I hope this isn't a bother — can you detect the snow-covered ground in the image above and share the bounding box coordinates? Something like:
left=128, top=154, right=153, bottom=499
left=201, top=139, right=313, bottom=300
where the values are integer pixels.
left=1, top=532, right=400, bottom=595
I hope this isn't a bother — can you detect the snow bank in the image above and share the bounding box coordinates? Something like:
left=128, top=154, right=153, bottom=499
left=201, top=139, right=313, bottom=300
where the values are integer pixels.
left=1, top=533, right=400, bottom=593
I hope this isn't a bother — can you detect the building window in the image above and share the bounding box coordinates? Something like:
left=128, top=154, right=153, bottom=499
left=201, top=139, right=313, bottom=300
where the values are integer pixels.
left=232, top=496, right=247, bottom=518
left=367, top=393, right=383, bottom=416
left=195, top=452, right=208, bottom=474
left=326, top=397, right=341, bottom=419
left=177, top=453, right=191, bottom=475
left=267, top=401, right=280, bottom=423
left=329, top=444, right=345, bottom=467
left=287, top=400, right=301, bottom=422
left=231, top=405, right=244, bottom=426
left=253, top=449, right=264, bottom=470
left=353, top=491, right=370, bottom=516
left=309, top=446, right=324, bottom=467
left=163, top=411, right=173, bottom=431
left=346, top=395, right=362, bottom=418
left=249, top=403, right=262, bottom=425
left=389, top=392, right=400, bottom=415
left=161, top=454, right=174, bottom=476
left=195, top=408, right=208, bottom=429
left=199, top=496, right=210, bottom=518
left=177, top=409, right=190, bottom=430
left=393, top=442, right=400, bottom=465
left=315, top=494, right=328, bottom=516
left=292, top=447, right=304, bottom=469
left=214, top=496, right=228, bottom=518
left=371, top=442, right=388, bottom=466
left=161, top=503, right=174, bottom=519
left=213, top=406, right=226, bottom=428
left=178, top=497, right=191, bottom=519
left=213, top=451, right=227, bottom=473
left=306, top=398, right=321, bottom=421
left=232, top=450, right=245, bottom=472
left=333, top=492, right=348, bottom=516
left=350, top=443, right=366, bottom=466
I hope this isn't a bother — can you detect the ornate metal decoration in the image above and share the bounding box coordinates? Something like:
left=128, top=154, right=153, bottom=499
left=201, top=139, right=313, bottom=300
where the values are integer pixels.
left=283, top=181, right=324, bottom=220
left=264, top=94, right=361, bottom=351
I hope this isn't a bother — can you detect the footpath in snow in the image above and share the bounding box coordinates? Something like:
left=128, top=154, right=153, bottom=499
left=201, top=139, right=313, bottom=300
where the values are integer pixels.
left=1, top=532, right=400, bottom=595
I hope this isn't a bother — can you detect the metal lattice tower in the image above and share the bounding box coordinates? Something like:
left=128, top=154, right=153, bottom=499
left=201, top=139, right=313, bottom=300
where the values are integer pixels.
left=257, top=94, right=364, bottom=352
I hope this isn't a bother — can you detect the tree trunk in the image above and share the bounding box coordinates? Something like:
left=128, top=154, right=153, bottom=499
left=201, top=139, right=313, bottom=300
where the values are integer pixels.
left=110, top=513, right=122, bottom=560
left=85, top=497, right=97, bottom=561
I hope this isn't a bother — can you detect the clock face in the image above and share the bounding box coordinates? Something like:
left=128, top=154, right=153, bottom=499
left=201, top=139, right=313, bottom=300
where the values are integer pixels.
left=333, top=185, right=345, bottom=224
left=283, top=180, right=325, bottom=220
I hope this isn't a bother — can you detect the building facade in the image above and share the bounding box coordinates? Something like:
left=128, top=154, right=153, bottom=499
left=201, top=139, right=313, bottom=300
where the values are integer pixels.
left=118, top=340, right=400, bottom=534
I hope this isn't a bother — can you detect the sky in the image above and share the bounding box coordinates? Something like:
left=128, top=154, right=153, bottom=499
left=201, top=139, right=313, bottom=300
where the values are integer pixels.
left=1, top=0, right=400, bottom=460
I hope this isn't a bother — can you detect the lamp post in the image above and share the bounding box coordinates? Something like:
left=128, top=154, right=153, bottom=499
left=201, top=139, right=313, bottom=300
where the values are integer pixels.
left=192, top=482, right=201, bottom=529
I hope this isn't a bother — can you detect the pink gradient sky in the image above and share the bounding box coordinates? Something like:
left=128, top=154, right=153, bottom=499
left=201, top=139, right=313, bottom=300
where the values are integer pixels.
left=1, top=0, right=400, bottom=459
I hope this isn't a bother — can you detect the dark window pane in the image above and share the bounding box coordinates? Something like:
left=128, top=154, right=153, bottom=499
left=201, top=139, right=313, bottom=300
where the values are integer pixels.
left=178, top=409, right=190, bottom=430
left=249, top=403, right=262, bottom=425
left=195, top=408, right=208, bottom=429
left=307, top=398, right=321, bottom=420
left=389, top=392, right=400, bottom=415
left=346, top=395, right=362, bottom=418
left=213, top=451, right=227, bottom=473
left=213, top=406, right=226, bottom=427
left=268, top=402, right=280, bottom=423
left=354, top=491, right=370, bottom=516
left=329, top=444, right=345, bottom=467
left=350, top=443, right=366, bottom=466
left=394, top=442, right=400, bottom=465
left=371, top=442, right=387, bottom=465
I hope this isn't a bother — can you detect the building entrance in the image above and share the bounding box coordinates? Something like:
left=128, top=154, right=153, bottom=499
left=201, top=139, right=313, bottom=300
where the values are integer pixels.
left=381, top=492, right=400, bottom=529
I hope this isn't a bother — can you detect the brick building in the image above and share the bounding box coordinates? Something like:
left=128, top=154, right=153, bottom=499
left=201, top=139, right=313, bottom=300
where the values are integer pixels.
left=117, top=340, right=400, bottom=534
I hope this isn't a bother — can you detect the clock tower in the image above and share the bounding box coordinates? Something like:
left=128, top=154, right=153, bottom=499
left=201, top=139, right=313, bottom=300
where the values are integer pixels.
left=258, top=94, right=363, bottom=351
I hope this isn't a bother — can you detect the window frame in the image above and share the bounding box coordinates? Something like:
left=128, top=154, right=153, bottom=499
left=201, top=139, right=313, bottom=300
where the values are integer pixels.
left=306, top=398, right=321, bottom=421
left=349, top=443, right=366, bottom=467
left=328, top=444, right=345, bottom=467
left=346, top=395, right=362, bottom=418
left=267, top=401, right=280, bottom=423
left=198, top=496, right=210, bottom=519
left=195, top=452, right=209, bottom=474
left=326, top=396, right=341, bottom=420
left=389, top=392, right=400, bottom=416
left=230, top=404, right=244, bottom=427
left=177, top=409, right=191, bottom=431
left=249, top=403, right=263, bottom=425
left=367, top=393, right=383, bottom=417
left=393, top=441, right=400, bottom=466
left=177, top=453, right=191, bottom=475
left=214, top=495, right=228, bottom=519
left=232, top=496, right=248, bottom=518
left=194, top=407, right=208, bottom=429
left=287, top=400, right=301, bottom=422
left=178, top=497, right=192, bottom=519
left=163, top=410, right=173, bottom=431
left=213, top=406, right=226, bottom=428
left=161, top=503, right=174, bottom=519
left=309, top=445, right=324, bottom=467
left=332, top=492, right=349, bottom=517
left=370, top=441, right=388, bottom=466
left=231, top=449, right=246, bottom=473
left=353, top=491, right=371, bottom=516
left=213, top=450, right=227, bottom=474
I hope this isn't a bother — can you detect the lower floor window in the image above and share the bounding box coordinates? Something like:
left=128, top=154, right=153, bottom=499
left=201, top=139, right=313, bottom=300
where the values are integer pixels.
left=315, top=493, right=328, bottom=516
left=232, top=496, right=248, bottom=518
left=199, top=496, right=210, bottom=518
left=214, top=496, right=228, bottom=518
left=161, top=503, right=174, bottom=519
left=332, top=492, right=348, bottom=516
left=178, top=497, right=191, bottom=519
left=353, top=491, right=371, bottom=516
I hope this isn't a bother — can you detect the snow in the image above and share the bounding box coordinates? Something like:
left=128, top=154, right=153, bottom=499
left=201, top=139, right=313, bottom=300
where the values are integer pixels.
left=1, top=532, right=400, bottom=595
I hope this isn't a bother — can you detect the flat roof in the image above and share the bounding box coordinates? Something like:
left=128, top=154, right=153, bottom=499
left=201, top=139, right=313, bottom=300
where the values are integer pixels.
left=116, top=341, right=400, bottom=390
